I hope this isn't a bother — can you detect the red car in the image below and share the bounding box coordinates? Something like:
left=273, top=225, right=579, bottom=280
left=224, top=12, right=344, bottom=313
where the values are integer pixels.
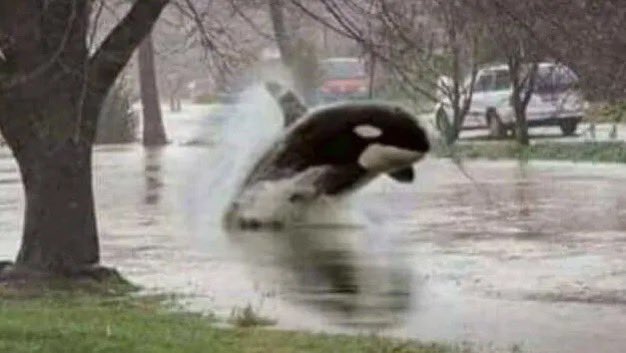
left=317, top=57, right=373, bottom=103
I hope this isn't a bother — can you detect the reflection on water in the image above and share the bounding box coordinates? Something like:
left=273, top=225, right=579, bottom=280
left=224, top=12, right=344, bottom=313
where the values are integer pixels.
left=144, top=148, right=164, bottom=205
left=227, top=226, right=412, bottom=329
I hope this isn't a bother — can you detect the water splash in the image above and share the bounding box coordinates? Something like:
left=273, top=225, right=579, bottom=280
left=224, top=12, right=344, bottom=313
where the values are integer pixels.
left=184, top=84, right=284, bottom=235
left=176, top=85, right=414, bottom=330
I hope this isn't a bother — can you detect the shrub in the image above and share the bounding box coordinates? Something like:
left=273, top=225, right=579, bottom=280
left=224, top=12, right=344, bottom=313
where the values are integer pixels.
left=95, top=78, right=138, bottom=144
left=585, top=101, right=626, bottom=124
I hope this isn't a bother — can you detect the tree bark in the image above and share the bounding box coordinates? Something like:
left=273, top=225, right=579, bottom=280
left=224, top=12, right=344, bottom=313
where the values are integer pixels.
left=170, top=96, right=177, bottom=112
left=138, top=34, right=167, bottom=146
left=0, top=0, right=169, bottom=279
left=510, top=90, right=530, bottom=146
left=14, top=140, right=98, bottom=273
left=268, top=0, right=295, bottom=66
left=268, top=0, right=307, bottom=100
left=513, top=105, right=530, bottom=145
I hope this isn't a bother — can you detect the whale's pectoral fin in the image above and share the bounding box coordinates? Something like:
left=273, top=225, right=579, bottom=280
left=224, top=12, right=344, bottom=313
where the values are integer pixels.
left=387, top=167, right=414, bottom=183
left=313, top=166, right=367, bottom=195
left=289, top=187, right=319, bottom=203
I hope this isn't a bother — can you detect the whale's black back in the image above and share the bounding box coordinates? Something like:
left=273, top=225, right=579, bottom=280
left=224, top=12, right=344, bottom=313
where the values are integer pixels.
left=240, top=102, right=429, bottom=192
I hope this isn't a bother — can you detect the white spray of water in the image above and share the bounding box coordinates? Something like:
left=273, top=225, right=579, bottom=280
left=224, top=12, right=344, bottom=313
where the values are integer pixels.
left=184, top=84, right=284, bottom=235
left=183, top=82, right=381, bottom=235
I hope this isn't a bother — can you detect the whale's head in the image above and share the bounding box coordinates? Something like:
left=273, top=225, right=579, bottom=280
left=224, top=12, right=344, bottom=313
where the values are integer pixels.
left=282, top=102, right=430, bottom=185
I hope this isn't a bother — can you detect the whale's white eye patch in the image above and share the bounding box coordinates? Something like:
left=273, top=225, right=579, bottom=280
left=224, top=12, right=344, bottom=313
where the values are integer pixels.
left=353, top=124, right=383, bottom=139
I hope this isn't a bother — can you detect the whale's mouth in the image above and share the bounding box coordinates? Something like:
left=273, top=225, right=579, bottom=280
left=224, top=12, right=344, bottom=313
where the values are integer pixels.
left=386, top=151, right=427, bottom=183
left=388, top=167, right=414, bottom=183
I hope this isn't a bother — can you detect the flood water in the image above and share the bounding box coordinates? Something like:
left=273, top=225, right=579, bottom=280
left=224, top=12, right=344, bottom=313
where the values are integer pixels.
left=1, top=103, right=626, bottom=353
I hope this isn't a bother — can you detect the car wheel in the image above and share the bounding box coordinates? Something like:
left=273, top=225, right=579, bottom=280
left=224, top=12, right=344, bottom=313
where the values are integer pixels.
left=560, top=119, right=578, bottom=136
left=487, top=110, right=506, bottom=138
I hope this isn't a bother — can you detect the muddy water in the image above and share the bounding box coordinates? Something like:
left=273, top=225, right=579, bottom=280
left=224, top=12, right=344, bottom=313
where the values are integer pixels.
left=1, top=108, right=626, bottom=353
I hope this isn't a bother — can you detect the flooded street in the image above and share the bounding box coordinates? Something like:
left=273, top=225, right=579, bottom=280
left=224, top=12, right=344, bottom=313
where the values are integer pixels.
left=1, top=105, right=626, bottom=353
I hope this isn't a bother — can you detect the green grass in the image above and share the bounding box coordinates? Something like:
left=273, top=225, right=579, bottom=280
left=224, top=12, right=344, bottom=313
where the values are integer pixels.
left=0, top=289, right=459, bottom=353
left=437, top=141, right=626, bottom=164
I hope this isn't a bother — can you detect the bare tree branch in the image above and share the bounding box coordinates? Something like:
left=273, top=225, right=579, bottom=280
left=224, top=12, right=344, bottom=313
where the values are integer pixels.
left=0, top=0, right=78, bottom=91
left=88, top=0, right=169, bottom=96
left=74, top=0, right=106, bottom=142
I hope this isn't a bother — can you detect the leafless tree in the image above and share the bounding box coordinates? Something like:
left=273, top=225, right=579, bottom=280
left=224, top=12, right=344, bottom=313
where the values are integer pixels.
left=268, top=0, right=294, bottom=66
left=475, top=0, right=542, bottom=145
left=0, top=0, right=308, bottom=280
left=165, top=73, right=186, bottom=112
left=267, top=1, right=323, bottom=103
left=139, top=34, right=168, bottom=146
left=474, top=0, right=626, bottom=102
left=0, top=1, right=169, bottom=280
left=428, top=0, right=482, bottom=144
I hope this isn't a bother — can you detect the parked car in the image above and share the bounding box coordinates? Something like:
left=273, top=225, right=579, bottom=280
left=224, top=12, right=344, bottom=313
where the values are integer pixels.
left=433, top=62, right=587, bottom=138
left=316, top=57, right=371, bottom=103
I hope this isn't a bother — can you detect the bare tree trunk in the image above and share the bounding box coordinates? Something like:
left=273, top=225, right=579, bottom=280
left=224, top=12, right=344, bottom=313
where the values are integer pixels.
left=15, top=140, right=99, bottom=273
left=170, top=96, right=177, bottom=112
left=268, top=0, right=313, bottom=102
left=0, top=77, right=108, bottom=277
left=168, top=76, right=184, bottom=112
left=510, top=89, right=530, bottom=146
left=138, top=34, right=167, bottom=146
left=0, top=0, right=169, bottom=279
left=508, top=56, right=537, bottom=146
left=513, top=104, right=530, bottom=145
left=268, top=0, right=295, bottom=66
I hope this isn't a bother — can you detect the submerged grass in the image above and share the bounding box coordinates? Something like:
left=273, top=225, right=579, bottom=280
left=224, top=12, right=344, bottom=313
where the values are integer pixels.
left=0, top=287, right=463, bottom=353
left=436, top=141, right=626, bottom=164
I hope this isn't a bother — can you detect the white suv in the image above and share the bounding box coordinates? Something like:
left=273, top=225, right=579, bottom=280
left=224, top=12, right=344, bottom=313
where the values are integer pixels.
left=433, top=62, right=587, bottom=138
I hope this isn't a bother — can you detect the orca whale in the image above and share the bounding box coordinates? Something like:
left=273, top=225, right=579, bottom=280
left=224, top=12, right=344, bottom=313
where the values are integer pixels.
left=264, top=81, right=421, bottom=184
left=224, top=89, right=429, bottom=229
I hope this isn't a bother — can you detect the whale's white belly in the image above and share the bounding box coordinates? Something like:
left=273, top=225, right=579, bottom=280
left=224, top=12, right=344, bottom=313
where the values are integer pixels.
left=226, top=167, right=328, bottom=226
left=225, top=166, right=373, bottom=228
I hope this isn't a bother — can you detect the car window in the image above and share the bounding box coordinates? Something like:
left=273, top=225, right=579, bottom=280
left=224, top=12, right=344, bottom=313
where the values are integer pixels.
left=535, top=65, right=579, bottom=94
left=493, top=70, right=511, bottom=90
left=473, top=73, right=493, bottom=92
